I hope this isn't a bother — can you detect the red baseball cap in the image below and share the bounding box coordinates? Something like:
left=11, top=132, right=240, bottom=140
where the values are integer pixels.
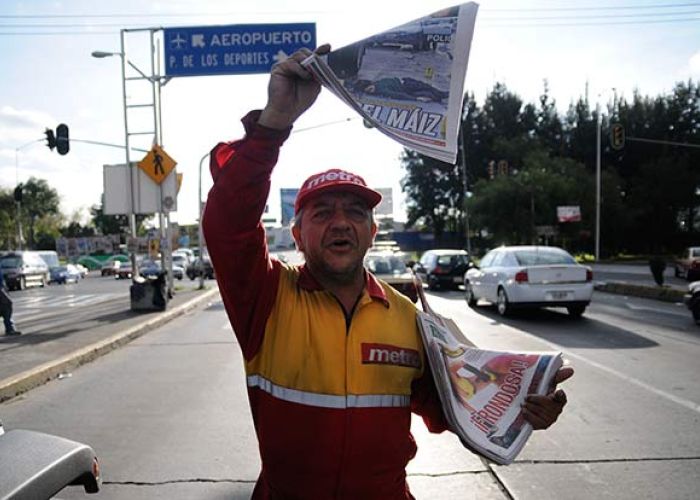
left=294, top=168, right=382, bottom=215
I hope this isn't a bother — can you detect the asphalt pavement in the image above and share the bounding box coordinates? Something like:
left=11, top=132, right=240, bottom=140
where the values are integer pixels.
left=0, top=263, right=694, bottom=499
left=0, top=262, right=689, bottom=404
left=0, top=275, right=219, bottom=403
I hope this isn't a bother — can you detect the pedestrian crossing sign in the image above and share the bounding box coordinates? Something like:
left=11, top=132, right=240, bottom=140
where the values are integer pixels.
left=138, top=144, right=177, bottom=185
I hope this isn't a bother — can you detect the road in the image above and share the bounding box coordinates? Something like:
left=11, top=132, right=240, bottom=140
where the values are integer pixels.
left=1, top=287, right=699, bottom=499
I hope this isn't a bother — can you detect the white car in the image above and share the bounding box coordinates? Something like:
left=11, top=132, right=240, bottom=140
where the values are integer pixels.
left=464, top=246, right=593, bottom=318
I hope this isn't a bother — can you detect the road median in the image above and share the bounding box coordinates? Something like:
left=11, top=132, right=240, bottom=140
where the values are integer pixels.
left=594, top=281, right=685, bottom=303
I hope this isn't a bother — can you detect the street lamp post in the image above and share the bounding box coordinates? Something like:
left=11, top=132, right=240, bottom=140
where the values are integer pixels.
left=14, top=140, right=40, bottom=250
left=91, top=45, right=139, bottom=278
left=458, top=129, right=472, bottom=256
left=197, top=152, right=209, bottom=290
left=595, top=101, right=601, bottom=261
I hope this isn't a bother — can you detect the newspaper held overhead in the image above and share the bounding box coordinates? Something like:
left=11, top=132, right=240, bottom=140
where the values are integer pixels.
left=301, top=3, right=479, bottom=164
left=414, top=280, right=563, bottom=465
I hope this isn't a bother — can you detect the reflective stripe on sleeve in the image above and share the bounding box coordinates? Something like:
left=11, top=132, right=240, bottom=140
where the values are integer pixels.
left=247, top=374, right=410, bottom=409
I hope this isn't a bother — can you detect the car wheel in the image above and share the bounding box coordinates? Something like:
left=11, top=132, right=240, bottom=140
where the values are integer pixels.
left=427, top=275, right=439, bottom=291
left=496, top=288, right=510, bottom=317
left=464, top=283, right=477, bottom=308
left=567, top=304, right=586, bottom=318
left=674, top=266, right=681, bottom=278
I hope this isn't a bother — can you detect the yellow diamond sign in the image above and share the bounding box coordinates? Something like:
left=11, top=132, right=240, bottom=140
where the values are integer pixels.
left=138, top=144, right=176, bottom=185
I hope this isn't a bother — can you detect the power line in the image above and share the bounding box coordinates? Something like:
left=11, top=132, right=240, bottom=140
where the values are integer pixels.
left=481, top=16, right=700, bottom=28
left=484, top=1, right=700, bottom=11
left=482, top=9, right=700, bottom=21
left=5, top=8, right=700, bottom=29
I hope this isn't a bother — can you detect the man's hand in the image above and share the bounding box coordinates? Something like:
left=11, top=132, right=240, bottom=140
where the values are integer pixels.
left=258, top=44, right=331, bottom=130
left=522, top=365, right=574, bottom=430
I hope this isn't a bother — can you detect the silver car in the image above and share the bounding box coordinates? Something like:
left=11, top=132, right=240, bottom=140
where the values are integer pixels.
left=464, top=246, right=593, bottom=318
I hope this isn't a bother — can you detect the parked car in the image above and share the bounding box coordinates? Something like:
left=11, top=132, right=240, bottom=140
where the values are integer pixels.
left=414, top=249, right=470, bottom=290
left=172, top=253, right=189, bottom=270
left=0, top=424, right=101, bottom=498
left=140, top=259, right=184, bottom=280
left=684, top=280, right=700, bottom=325
left=0, top=251, right=49, bottom=290
left=464, top=245, right=593, bottom=318
left=49, top=265, right=81, bottom=284
left=75, top=263, right=89, bottom=278
left=101, top=259, right=121, bottom=277
left=114, top=261, right=133, bottom=280
left=173, top=248, right=195, bottom=264
left=365, top=251, right=418, bottom=303
left=186, top=257, right=214, bottom=280
left=675, top=247, right=700, bottom=281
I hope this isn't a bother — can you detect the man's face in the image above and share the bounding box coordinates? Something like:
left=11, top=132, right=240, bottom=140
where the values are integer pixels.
left=292, top=192, right=377, bottom=284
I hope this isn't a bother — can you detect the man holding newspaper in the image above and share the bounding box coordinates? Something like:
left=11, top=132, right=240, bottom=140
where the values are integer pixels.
left=203, top=44, right=573, bottom=499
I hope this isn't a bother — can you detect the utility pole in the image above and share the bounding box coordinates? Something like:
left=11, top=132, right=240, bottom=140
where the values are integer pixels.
left=595, top=101, right=602, bottom=261
left=459, top=128, right=472, bottom=256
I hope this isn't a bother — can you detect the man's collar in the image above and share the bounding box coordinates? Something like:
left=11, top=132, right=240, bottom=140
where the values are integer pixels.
left=297, top=264, right=390, bottom=308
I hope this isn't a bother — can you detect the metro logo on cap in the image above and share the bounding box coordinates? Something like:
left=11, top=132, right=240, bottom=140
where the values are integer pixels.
left=294, top=168, right=382, bottom=215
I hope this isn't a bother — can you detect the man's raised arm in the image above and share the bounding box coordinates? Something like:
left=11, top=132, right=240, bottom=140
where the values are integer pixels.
left=202, top=46, right=329, bottom=359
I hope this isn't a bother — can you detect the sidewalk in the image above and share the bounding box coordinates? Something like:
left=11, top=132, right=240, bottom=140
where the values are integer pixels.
left=0, top=284, right=219, bottom=403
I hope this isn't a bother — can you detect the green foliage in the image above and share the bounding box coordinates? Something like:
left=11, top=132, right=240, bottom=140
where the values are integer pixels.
left=400, top=79, right=700, bottom=256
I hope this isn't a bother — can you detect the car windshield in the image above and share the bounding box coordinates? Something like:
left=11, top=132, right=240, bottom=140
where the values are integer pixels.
left=692, top=248, right=700, bottom=258
left=366, top=255, right=407, bottom=274
left=513, top=249, right=576, bottom=266
left=1, top=258, right=20, bottom=268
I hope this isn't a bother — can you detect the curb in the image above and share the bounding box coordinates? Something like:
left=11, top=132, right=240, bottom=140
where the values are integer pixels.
left=594, top=282, right=685, bottom=303
left=0, top=287, right=220, bottom=404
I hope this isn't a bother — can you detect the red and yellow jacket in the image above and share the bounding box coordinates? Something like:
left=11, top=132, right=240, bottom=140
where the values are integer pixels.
left=203, top=111, right=448, bottom=499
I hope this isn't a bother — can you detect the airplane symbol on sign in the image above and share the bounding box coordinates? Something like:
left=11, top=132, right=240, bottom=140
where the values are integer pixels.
left=170, top=33, right=186, bottom=49
left=273, top=50, right=289, bottom=63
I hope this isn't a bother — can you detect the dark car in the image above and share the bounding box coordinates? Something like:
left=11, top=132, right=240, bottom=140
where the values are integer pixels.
left=186, top=257, right=214, bottom=280
left=414, top=249, right=470, bottom=290
left=140, top=259, right=184, bottom=280
left=0, top=251, right=49, bottom=290
left=49, top=264, right=81, bottom=284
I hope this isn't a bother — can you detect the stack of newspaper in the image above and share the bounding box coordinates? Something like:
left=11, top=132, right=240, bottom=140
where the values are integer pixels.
left=415, top=284, right=563, bottom=464
left=301, top=2, right=479, bottom=164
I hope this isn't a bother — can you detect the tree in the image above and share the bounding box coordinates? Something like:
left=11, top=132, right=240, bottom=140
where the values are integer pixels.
left=400, top=150, right=463, bottom=239
left=0, top=188, right=16, bottom=250
left=20, top=177, right=60, bottom=249
left=90, top=204, right=147, bottom=237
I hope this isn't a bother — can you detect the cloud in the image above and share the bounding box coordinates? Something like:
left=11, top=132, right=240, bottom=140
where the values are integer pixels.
left=689, top=51, right=700, bottom=77
left=0, top=106, right=55, bottom=145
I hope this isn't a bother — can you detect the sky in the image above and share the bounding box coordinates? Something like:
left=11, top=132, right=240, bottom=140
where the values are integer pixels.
left=1, top=0, right=699, bottom=228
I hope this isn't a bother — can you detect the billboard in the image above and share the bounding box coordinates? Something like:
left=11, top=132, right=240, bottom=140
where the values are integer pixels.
left=375, top=188, right=393, bottom=217
left=280, top=188, right=299, bottom=226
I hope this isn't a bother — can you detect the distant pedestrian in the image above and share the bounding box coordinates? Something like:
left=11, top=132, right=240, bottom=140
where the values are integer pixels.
left=0, top=266, right=21, bottom=336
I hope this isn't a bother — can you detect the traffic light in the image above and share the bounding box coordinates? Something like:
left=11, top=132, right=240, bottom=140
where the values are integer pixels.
left=44, top=128, right=57, bottom=150
left=610, top=123, right=625, bottom=150
left=487, top=160, right=495, bottom=179
left=56, top=123, right=70, bottom=155
left=497, top=160, right=509, bottom=176
left=13, top=183, right=23, bottom=203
